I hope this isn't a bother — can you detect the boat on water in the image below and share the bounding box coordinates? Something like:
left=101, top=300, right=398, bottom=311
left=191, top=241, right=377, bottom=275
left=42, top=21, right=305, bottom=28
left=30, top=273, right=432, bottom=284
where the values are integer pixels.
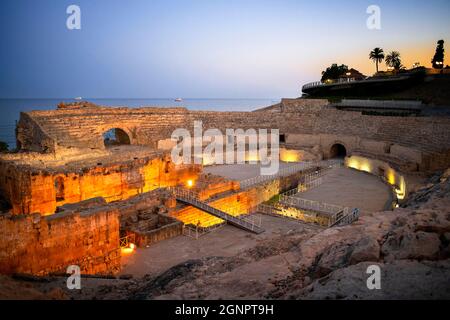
left=174, top=98, right=183, bottom=102
left=75, top=97, right=83, bottom=100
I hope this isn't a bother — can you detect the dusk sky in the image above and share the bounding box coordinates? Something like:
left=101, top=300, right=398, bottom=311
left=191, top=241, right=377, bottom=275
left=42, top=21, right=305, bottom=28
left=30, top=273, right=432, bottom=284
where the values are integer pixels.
left=0, top=0, right=449, bottom=99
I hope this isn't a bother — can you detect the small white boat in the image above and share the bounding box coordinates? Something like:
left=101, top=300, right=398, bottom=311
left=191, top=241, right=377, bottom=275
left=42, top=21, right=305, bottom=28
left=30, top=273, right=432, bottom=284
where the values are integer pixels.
left=174, top=98, right=183, bottom=102
left=75, top=97, right=82, bottom=100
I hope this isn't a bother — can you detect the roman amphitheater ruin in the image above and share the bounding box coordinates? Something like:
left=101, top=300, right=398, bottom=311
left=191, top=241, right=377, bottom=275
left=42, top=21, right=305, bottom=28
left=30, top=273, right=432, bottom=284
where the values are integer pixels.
left=1, top=98, right=450, bottom=297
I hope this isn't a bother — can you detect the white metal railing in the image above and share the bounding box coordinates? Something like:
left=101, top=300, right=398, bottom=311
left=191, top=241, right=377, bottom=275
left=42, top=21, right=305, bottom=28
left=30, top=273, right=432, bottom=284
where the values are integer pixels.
left=302, top=81, right=323, bottom=90
left=302, top=78, right=358, bottom=91
left=278, top=184, right=360, bottom=228
left=255, top=203, right=281, bottom=216
left=239, top=162, right=311, bottom=189
left=303, top=74, right=419, bottom=92
left=299, top=177, right=323, bottom=192
left=183, top=222, right=226, bottom=240
left=282, top=188, right=299, bottom=197
left=329, top=208, right=360, bottom=227
left=239, top=159, right=342, bottom=190
left=119, top=234, right=136, bottom=248
left=256, top=201, right=359, bottom=228
left=280, top=194, right=344, bottom=215
left=297, top=161, right=342, bottom=192
left=168, top=186, right=264, bottom=234
left=337, top=99, right=423, bottom=109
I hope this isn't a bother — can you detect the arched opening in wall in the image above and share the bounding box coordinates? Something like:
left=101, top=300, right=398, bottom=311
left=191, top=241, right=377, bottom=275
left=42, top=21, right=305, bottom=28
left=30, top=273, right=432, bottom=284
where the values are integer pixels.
left=164, top=161, right=170, bottom=174
left=330, top=143, right=347, bottom=159
left=0, top=194, right=12, bottom=213
left=54, top=177, right=65, bottom=202
left=103, top=128, right=131, bottom=147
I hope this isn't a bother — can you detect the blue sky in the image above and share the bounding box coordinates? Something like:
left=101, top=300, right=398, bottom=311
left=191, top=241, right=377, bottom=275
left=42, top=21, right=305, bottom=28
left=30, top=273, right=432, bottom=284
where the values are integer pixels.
left=0, top=0, right=449, bottom=98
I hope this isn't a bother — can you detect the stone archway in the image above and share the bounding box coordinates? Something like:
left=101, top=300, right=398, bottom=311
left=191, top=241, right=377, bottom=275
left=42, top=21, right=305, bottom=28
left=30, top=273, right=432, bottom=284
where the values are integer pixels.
left=54, top=176, right=65, bottom=202
left=103, top=128, right=131, bottom=147
left=330, top=143, right=347, bottom=159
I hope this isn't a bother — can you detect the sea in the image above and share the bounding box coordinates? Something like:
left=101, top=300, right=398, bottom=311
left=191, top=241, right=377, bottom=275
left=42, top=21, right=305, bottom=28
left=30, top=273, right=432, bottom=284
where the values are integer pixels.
left=0, top=98, right=280, bottom=150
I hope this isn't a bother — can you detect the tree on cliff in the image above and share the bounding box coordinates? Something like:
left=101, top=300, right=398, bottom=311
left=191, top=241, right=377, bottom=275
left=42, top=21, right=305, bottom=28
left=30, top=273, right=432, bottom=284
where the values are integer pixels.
left=431, top=40, right=445, bottom=69
left=369, top=47, right=385, bottom=73
left=385, top=51, right=403, bottom=70
left=0, top=141, right=8, bottom=153
left=321, top=64, right=349, bottom=82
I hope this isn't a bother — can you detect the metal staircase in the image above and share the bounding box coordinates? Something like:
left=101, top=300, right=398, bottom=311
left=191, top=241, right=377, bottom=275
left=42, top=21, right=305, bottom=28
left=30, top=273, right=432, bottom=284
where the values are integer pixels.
left=330, top=208, right=360, bottom=227
left=168, top=187, right=265, bottom=234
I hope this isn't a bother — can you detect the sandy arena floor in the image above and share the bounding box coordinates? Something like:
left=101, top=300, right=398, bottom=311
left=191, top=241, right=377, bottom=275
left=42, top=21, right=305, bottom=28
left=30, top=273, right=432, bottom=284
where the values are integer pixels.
left=120, top=214, right=321, bottom=277
left=296, top=167, right=391, bottom=212
left=205, top=163, right=391, bottom=213
left=121, top=165, right=391, bottom=278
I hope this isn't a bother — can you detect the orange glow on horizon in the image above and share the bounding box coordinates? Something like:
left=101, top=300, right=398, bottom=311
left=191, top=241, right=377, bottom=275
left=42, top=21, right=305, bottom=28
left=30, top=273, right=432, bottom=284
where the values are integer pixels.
left=319, top=43, right=440, bottom=78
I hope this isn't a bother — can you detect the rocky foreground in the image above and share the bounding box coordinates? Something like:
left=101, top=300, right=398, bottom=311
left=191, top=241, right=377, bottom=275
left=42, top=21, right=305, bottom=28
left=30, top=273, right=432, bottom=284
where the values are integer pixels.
left=1, top=170, right=450, bottom=300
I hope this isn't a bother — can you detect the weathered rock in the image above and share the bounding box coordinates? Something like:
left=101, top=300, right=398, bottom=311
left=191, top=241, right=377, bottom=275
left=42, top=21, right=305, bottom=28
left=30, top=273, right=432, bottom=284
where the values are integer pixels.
left=311, top=242, right=353, bottom=278
left=443, top=232, right=450, bottom=243
left=349, top=236, right=380, bottom=265
left=129, top=215, right=139, bottom=223
left=130, top=259, right=204, bottom=300
left=0, top=206, right=120, bottom=276
left=441, top=168, right=450, bottom=182
left=381, top=230, right=441, bottom=261
left=297, top=260, right=450, bottom=300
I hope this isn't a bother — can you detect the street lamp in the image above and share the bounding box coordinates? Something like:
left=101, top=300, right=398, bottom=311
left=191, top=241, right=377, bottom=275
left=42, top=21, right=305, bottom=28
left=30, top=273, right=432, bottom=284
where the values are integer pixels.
left=345, top=72, right=351, bottom=82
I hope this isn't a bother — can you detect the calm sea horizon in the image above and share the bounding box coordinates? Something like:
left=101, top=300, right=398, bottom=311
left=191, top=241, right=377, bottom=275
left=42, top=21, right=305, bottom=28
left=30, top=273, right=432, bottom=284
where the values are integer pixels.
left=0, top=98, right=281, bottom=149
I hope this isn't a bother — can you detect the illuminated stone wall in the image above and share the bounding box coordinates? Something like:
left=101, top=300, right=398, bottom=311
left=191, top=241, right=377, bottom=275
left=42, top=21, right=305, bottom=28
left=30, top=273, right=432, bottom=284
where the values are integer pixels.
left=0, top=203, right=120, bottom=276
left=0, top=155, right=200, bottom=215
left=171, top=191, right=255, bottom=227
left=128, top=215, right=183, bottom=248
left=170, top=170, right=305, bottom=228
left=4, top=99, right=450, bottom=215
left=346, top=155, right=407, bottom=202
left=271, top=204, right=331, bottom=227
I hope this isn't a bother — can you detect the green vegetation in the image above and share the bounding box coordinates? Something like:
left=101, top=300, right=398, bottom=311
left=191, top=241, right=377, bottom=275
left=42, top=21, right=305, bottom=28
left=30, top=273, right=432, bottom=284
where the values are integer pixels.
left=0, top=141, right=9, bottom=153
left=432, top=40, right=445, bottom=69
left=369, top=47, right=385, bottom=73
left=321, top=64, right=348, bottom=82
left=265, top=194, right=281, bottom=205
left=385, top=51, right=403, bottom=70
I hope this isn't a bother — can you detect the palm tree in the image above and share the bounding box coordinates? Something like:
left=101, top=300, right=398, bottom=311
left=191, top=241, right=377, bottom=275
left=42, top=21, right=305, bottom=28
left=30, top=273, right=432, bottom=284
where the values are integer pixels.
left=369, top=47, right=385, bottom=73
left=385, top=51, right=402, bottom=70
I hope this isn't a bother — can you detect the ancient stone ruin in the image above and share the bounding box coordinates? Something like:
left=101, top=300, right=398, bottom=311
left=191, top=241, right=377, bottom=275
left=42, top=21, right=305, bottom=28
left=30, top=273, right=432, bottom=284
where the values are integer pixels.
left=1, top=99, right=450, bottom=299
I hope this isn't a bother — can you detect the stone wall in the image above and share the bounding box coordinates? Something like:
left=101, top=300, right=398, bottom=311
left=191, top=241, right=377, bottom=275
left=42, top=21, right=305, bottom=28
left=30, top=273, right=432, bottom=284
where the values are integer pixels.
left=15, top=100, right=450, bottom=172
left=0, top=203, right=120, bottom=276
left=0, top=154, right=200, bottom=215
left=170, top=169, right=307, bottom=227
left=4, top=99, right=450, bottom=216
left=130, top=215, right=183, bottom=247
left=346, top=155, right=407, bottom=202
left=171, top=191, right=255, bottom=227
left=16, top=112, right=57, bottom=153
